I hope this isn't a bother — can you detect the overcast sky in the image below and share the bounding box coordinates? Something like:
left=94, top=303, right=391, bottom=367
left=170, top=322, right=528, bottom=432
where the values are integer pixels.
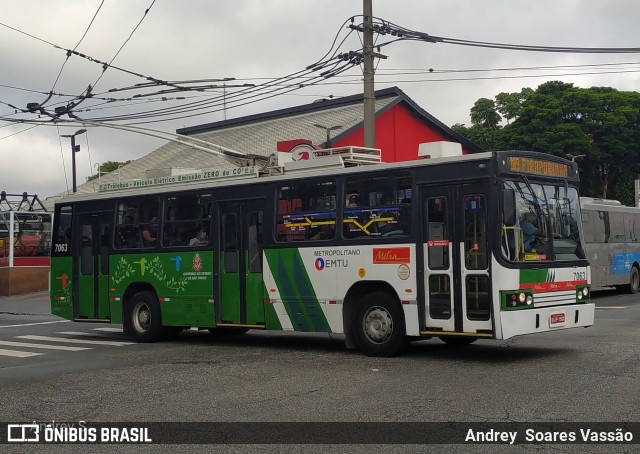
left=2, top=0, right=640, bottom=199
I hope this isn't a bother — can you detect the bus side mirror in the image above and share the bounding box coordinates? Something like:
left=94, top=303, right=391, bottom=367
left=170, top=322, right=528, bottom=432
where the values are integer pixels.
left=503, top=188, right=516, bottom=226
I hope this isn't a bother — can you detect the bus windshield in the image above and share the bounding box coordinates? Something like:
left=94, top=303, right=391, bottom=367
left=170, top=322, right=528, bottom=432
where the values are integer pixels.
left=502, top=180, right=585, bottom=262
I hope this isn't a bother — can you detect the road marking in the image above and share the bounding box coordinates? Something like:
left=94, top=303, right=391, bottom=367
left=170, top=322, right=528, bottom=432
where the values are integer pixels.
left=0, top=320, right=70, bottom=329
left=0, top=348, right=42, bottom=358
left=92, top=327, right=122, bottom=332
left=16, top=335, right=134, bottom=346
left=596, top=306, right=628, bottom=309
left=0, top=340, right=90, bottom=351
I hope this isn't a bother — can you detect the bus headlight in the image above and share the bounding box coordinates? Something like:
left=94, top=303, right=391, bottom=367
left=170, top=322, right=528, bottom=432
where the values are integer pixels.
left=502, top=290, right=534, bottom=310
left=576, top=286, right=590, bottom=301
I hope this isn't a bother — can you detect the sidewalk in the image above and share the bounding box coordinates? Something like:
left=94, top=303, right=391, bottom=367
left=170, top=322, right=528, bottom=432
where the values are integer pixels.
left=0, top=291, right=52, bottom=315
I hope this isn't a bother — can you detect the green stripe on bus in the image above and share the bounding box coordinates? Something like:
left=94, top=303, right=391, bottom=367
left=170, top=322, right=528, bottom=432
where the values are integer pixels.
left=519, top=268, right=550, bottom=285
left=266, top=249, right=330, bottom=332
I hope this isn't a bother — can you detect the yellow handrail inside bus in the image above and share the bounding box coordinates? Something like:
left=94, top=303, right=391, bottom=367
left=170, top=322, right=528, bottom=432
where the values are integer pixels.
left=502, top=225, right=524, bottom=261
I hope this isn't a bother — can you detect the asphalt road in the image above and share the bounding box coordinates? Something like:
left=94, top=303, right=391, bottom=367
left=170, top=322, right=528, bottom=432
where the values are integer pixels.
left=0, top=290, right=638, bottom=452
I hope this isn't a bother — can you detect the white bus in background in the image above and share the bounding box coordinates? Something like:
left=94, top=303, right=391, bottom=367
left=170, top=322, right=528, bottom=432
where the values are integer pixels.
left=581, top=197, right=640, bottom=293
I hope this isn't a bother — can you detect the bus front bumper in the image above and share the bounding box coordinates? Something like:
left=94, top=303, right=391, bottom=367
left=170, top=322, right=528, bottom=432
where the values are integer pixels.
left=500, top=303, right=595, bottom=340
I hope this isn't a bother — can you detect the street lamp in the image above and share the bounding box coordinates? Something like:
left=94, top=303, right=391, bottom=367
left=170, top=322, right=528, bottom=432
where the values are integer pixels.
left=566, top=153, right=586, bottom=163
left=313, top=124, right=343, bottom=148
left=60, top=129, right=87, bottom=193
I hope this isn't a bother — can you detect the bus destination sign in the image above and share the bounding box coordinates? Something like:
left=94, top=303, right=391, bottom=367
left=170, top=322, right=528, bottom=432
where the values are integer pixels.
left=98, top=166, right=258, bottom=192
left=507, top=156, right=569, bottom=178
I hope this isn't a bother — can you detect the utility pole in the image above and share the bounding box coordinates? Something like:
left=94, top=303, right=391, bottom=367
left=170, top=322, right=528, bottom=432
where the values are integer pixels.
left=363, top=0, right=375, bottom=149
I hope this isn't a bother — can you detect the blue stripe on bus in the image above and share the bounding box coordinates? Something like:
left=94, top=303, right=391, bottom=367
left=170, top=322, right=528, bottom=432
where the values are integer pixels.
left=610, top=252, right=640, bottom=275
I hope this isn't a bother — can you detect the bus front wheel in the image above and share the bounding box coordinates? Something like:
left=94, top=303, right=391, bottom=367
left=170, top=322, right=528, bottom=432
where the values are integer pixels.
left=352, top=291, right=408, bottom=357
left=124, top=291, right=165, bottom=342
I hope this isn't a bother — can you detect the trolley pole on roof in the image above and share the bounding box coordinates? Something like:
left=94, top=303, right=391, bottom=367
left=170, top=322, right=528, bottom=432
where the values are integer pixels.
left=363, top=0, right=376, bottom=149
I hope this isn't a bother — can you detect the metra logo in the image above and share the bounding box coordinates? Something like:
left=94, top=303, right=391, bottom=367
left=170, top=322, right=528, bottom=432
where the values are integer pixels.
left=372, top=247, right=410, bottom=264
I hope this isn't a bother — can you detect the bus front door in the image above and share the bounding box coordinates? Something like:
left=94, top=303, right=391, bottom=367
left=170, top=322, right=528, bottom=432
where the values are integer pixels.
left=74, top=212, right=112, bottom=321
left=421, top=185, right=493, bottom=338
left=216, top=200, right=265, bottom=328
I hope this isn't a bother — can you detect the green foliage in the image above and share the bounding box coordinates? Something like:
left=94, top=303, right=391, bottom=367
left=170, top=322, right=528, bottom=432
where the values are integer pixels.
left=470, top=98, right=501, bottom=129
left=495, top=88, right=533, bottom=124
left=452, top=123, right=502, bottom=151
left=453, top=82, right=640, bottom=201
left=86, top=160, right=132, bottom=181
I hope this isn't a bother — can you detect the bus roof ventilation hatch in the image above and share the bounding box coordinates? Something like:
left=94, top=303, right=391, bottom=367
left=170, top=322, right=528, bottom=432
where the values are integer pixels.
left=418, top=141, right=463, bottom=159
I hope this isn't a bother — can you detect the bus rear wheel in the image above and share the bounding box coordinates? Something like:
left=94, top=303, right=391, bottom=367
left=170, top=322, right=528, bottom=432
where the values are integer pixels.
left=124, top=291, right=165, bottom=342
left=352, top=291, right=408, bottom=357
left=626, top=266, right=640, bottom=294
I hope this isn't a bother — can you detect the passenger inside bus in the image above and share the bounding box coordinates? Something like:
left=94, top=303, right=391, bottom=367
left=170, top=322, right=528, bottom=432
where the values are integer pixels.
left=119, top=216, right=139, bottom=248
left=141, top=218, right=157, bottom=247
left=189, top=226, right=208, bottom=246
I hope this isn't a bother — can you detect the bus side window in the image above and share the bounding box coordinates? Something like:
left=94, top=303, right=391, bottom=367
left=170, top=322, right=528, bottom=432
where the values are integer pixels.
left=581, top=211, right=595, bottom=244
left=276, top=182, right=336, bottom=242
left=248, top=211, right=263, bottom=273
left=223, top=214, right=238, bottom=272
left=595, top=211, right=608, bottom=243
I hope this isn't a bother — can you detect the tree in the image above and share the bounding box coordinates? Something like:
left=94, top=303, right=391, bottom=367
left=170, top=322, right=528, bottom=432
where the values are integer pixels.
left=451, top=123, right=501, bottom=151
left=455, top=82, right=640, bottom=202
left=503, top=82, right=640, bottom=199
left=495, top=88, right=533, bottom=124
left=86, top=161, right=132, bottom=181
left=470, top=98, right=501, bottom=130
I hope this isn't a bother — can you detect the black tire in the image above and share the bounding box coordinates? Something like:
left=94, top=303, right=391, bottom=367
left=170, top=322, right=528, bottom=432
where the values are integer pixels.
left=625, top=266, right=640, bottom=294
left=207, top=327, right=249, bottom=336
left=352, top=291, right=408, bottom=357
left=124, top=291, right=165, bottom=342
left=439, top=336, right=477, bottom=346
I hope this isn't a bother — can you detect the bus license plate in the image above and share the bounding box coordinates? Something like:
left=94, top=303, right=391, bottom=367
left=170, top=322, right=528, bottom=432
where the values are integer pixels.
left=549, top=312, right=566, bottom=328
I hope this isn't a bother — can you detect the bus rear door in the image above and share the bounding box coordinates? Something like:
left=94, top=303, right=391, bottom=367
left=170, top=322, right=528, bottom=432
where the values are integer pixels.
left=420, top=185, right=493, bottom=338
left=74, top=212, right=112, bottom=321
left=216, top=200, right=265, bottom=328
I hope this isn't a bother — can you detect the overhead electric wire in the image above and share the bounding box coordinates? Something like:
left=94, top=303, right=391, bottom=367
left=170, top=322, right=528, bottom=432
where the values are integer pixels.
left=368, top=17, right=640, bottom=54
left=46, top=0, right=105, bottom=99
left=90, top=0, right=156, bottom=91
left=0, top=124, right=39, bottom=141
left=74, top=52, right=360, bottom=124
left=8, top=13, right=640, bottom=132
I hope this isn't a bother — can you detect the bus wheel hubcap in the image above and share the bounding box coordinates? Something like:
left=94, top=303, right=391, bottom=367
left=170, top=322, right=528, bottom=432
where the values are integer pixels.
left=134, top=304, right=150, bottom=332
left=364, top=307, right=392, bottom=343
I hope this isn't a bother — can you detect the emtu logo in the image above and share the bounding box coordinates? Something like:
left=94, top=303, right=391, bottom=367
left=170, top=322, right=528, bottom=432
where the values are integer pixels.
left=315, top=257, right=325, bottom=270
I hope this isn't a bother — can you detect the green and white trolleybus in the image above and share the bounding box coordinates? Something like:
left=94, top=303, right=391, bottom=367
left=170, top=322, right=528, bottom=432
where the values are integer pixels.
left=50, top=146, right=594, bottom=356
